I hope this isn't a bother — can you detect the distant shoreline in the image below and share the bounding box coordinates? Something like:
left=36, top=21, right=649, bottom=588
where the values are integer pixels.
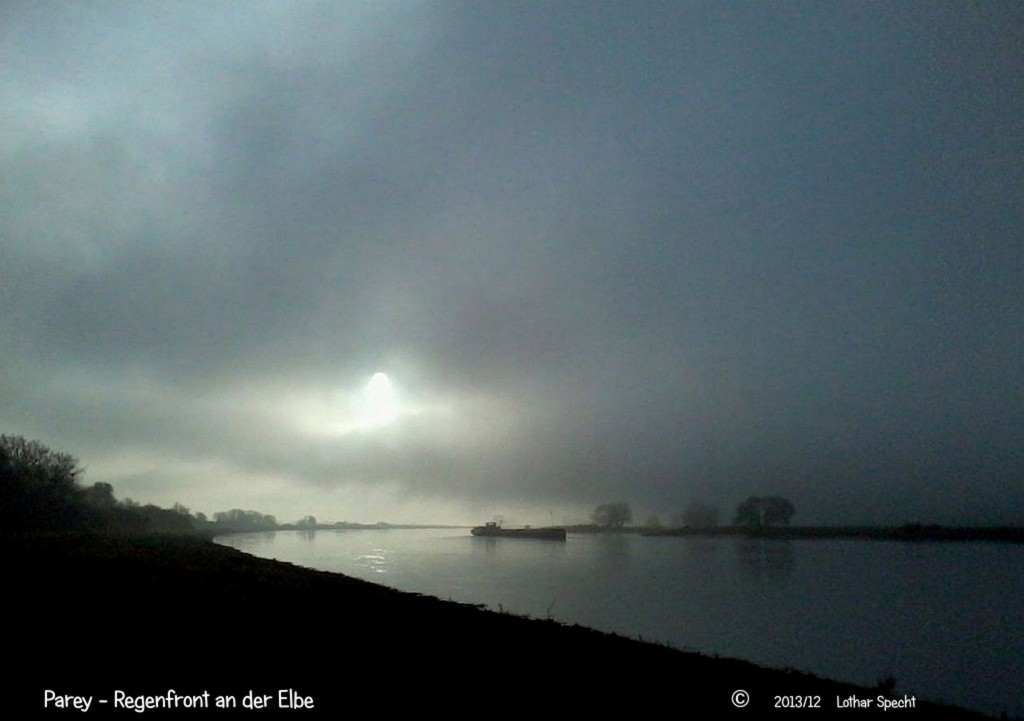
left=638, top=524, right=1024, bottom=543
left=212, top=523, right=1024, bottom=544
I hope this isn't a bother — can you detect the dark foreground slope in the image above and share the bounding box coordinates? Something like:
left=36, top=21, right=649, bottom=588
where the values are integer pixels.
left=6, top=533, right=996, bottom=718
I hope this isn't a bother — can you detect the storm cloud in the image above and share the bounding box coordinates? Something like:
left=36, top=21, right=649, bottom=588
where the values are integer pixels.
left=3, top=2, right=1021, bottom=524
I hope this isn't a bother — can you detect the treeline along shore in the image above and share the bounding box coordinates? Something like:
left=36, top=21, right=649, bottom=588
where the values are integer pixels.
left=0, top=436, right=1008, bottom=717
left=641, top=524, right=1024, bottom=543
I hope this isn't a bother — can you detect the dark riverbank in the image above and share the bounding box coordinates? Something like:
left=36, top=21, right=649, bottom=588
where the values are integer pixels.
left=7, top=533, right=998, bottom=718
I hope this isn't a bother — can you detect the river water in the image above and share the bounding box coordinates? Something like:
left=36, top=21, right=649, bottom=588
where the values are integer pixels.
left=216, top=529, right=1022, bottom=717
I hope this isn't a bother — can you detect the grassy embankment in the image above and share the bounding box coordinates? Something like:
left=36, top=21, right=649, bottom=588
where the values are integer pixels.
left=6, top=531, right=1000, bottom=718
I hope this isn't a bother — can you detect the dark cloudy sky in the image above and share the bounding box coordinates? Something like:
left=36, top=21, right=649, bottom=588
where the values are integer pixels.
left=3, top=2, right=1021, bottom=525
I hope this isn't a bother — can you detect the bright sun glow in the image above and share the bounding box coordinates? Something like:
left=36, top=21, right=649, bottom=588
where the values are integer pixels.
left=287, top=370, right=456, bottom=438
left=357, top=372, right=399, bottom=428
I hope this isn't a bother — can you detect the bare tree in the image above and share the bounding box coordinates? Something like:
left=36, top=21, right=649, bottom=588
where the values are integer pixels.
left=733, top=496, right=795, bottom=527
left=592, top=502, right=632, bottom=529
left=0, top=434, right=85, bottom=531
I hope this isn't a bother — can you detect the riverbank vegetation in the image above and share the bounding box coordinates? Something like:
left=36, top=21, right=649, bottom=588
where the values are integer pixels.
left=2, top=435, right=1013, bottom=715
left=642, top=524, right=1024, bottom=543
left=0, top=434, right=196, bottom=534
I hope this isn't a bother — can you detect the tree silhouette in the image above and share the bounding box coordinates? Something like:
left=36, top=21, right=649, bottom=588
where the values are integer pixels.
left=213, top=509, right=278, bottom=531
left=733, top=496, right=795, bottom=528
left=1, top=434, right=206, bottom=533
left=0, top=434, right=85, bottom=531
left=84, top=482, right=116, bottom=508
left=591, top=502, right=632, bottom=529
left=763, top=496, right=795, bottom=526
left=733, top=497, right=763, bottom=527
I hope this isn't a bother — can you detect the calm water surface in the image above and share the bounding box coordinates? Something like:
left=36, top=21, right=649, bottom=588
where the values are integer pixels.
left=217, top=529, right=1023, bottom=717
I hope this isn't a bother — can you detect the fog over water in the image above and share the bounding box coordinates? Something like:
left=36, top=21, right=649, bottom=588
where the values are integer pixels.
left=219, top=529, right=1024, bottom=718
left=3, top=2, right=1022, bottom=525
